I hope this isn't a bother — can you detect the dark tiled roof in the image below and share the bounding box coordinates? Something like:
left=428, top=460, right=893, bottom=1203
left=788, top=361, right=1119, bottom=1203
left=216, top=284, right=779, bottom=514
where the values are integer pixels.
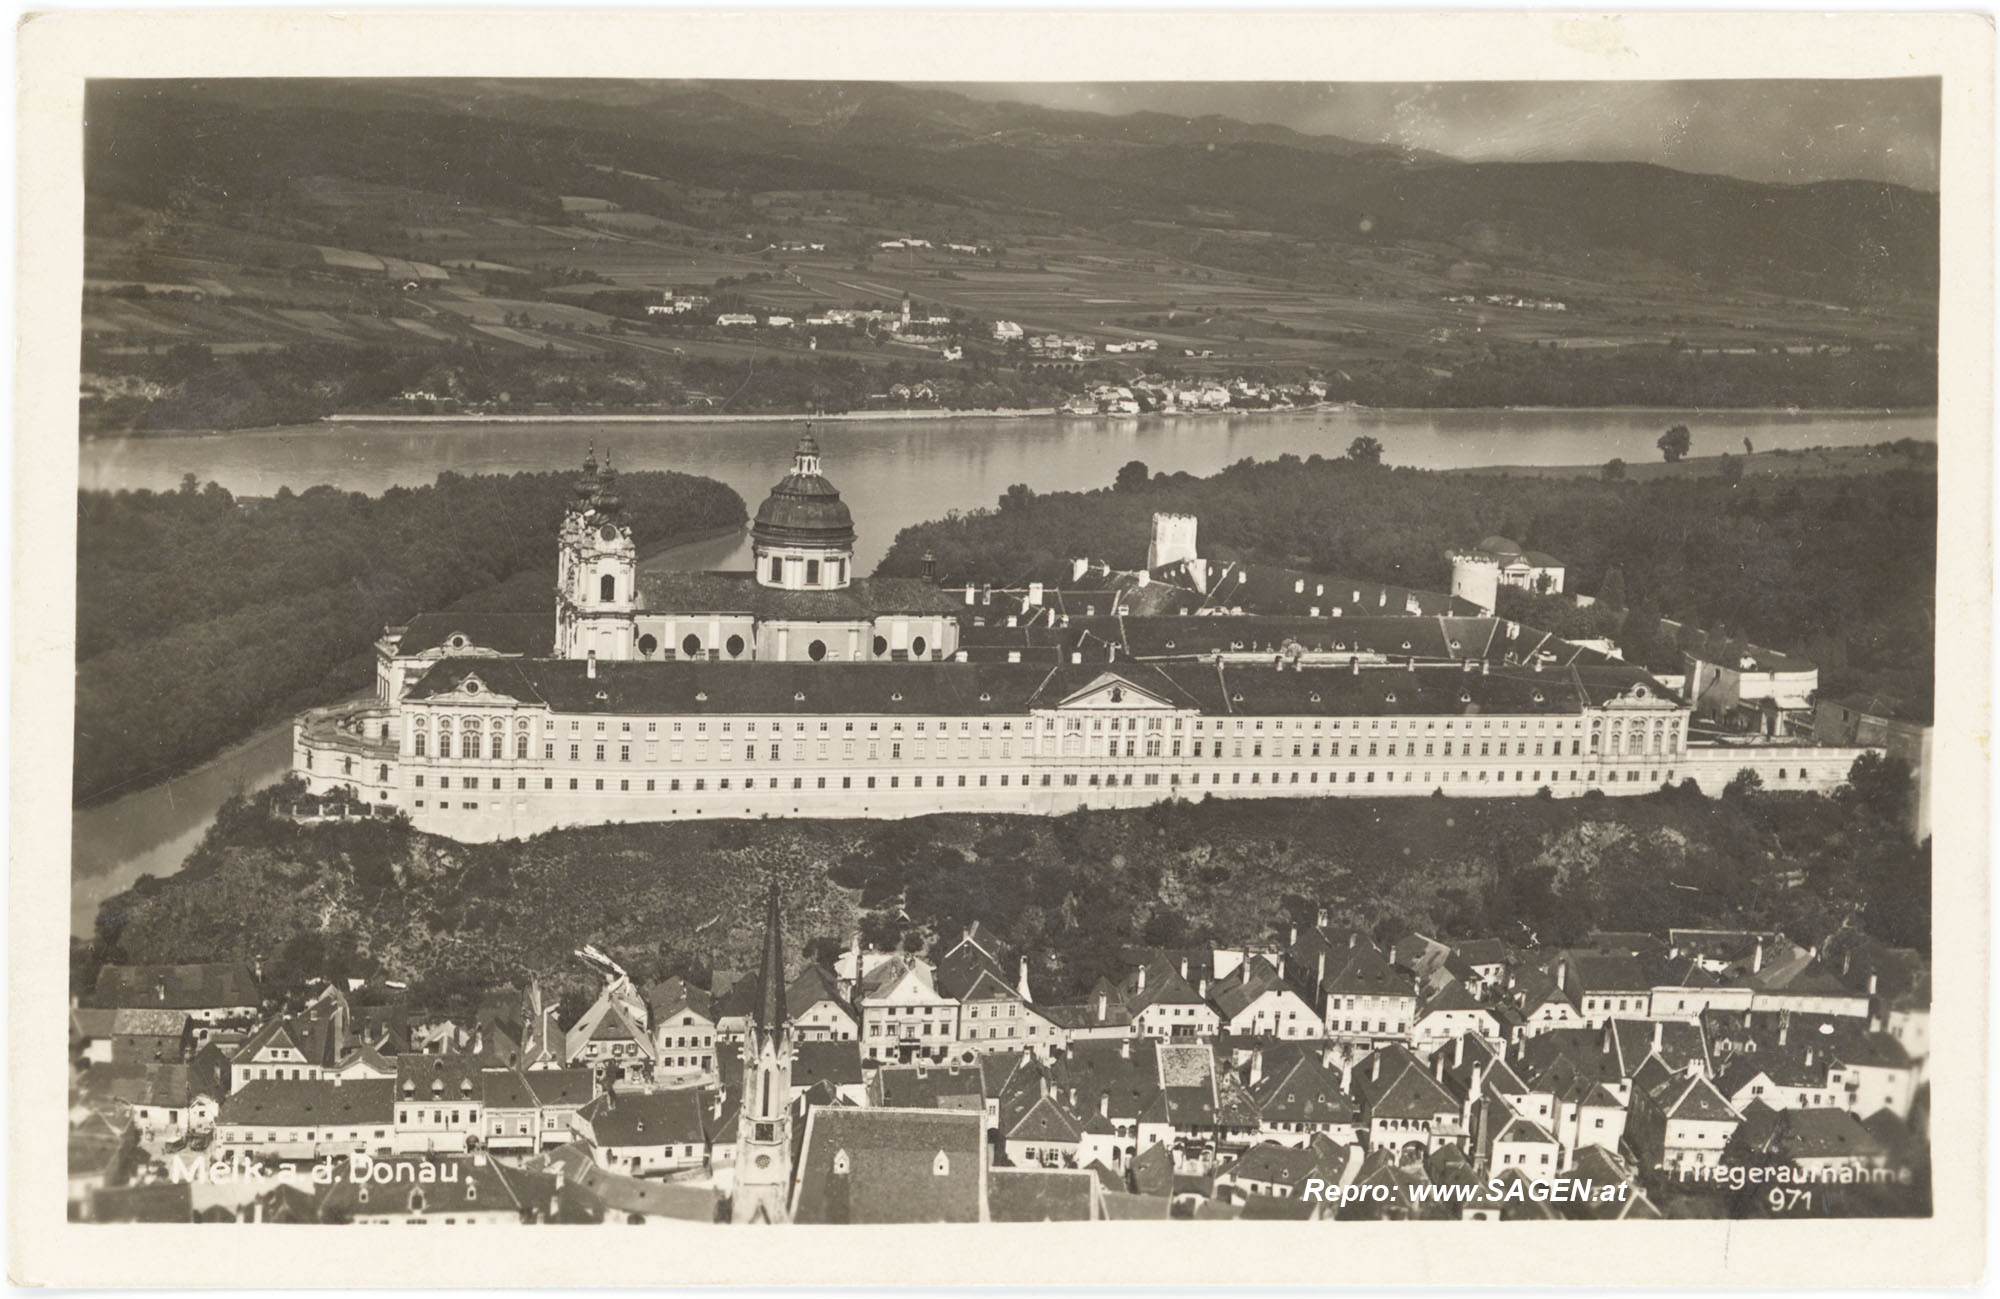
left=1005, top=1094, right=1083, bottom=1145
left=792, top=1107, right=986, bottom=1224
left=92, top=962, right=259, bottom=1011
left=872, top=1064, right=985, bottom=1112
left=637, top=571, right=960, bottom=619
left=576, top=1088, right=710, bottom=1148
left=1324, top=944, right=1411, bottom=999
left=216, top=1079, right=395, bottom=1127
left=1564, top=953, right=1654, bottom=996
left=402, top=654, right=1671, bottom=721
left=986, top=1168, right=1097, bottom=1222
left=796, top=1039, right=864, bottom=1089
left=396, top=612, right=554, bottom=658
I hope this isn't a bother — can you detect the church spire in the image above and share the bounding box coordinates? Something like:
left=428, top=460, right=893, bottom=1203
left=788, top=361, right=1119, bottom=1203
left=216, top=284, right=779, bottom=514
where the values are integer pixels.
left=754, top=882, right=788, bottom=1033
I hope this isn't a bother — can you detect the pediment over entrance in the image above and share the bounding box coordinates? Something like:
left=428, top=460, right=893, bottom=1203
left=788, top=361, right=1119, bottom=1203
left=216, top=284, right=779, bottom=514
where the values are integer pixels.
left=1054, top=671, right=1178, bottom=711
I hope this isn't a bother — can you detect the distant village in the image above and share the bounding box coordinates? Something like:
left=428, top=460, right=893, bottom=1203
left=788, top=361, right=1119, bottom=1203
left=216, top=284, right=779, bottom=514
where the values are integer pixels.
left=392, top=285, right=1336, bottom=418
left=71, top=906, right=1928, bottom=1225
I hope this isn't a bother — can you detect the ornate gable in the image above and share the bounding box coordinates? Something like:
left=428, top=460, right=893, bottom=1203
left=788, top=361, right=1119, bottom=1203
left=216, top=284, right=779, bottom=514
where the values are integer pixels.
left=1054, top=672, right=1178, bottom=712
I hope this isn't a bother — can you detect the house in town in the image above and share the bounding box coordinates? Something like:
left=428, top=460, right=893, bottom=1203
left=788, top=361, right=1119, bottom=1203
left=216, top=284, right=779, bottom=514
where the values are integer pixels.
left=572, top=1087, right=715, bottom=1177
left=479, top=1067, right=595, bottom=1154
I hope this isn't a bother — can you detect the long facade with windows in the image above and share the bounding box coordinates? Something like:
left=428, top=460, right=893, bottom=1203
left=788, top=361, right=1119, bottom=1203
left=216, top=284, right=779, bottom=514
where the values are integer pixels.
left=294, top=436, right=1873, bottom=841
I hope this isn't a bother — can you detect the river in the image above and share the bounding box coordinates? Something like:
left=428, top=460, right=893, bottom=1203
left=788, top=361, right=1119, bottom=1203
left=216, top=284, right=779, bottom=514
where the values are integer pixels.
left=71, top=406, right=1934, bottom=935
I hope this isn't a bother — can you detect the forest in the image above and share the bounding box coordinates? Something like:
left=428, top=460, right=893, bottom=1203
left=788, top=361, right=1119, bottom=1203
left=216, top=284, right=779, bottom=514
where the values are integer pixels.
left=81, top=340, right=1080, bottom=433
left=74, top=468, right=744, bottom=805
left=77, top=752, right=1923, bottom=1019
left=878, top=445, right=1937, bottom=715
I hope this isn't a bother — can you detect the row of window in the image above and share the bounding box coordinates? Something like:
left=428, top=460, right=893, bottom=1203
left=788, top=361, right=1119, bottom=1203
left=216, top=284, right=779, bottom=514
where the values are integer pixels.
left=407, top=731, right=1691, bottom=766
left=404, top=767, right=1691, bottom=811
left=415, top=711, right=1680, bottom=738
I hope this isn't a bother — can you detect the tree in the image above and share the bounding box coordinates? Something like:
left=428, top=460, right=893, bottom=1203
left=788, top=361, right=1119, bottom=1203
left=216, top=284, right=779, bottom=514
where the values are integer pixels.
left=1718, top=454, right=1744, bottom=485
left=1597, top=566, right=1627, bottom=610
left=1658, top=424, right=1692, bottom=463
left=1113, top=460, right=1150, bottom=492
left=1346, top=435, right=1385, bottom=467
left=1601, top=458, right=1627, bottom=481
left=1841, top=751, right=1916, bottom=827
left=1723, top=768, right=1764, bottom=799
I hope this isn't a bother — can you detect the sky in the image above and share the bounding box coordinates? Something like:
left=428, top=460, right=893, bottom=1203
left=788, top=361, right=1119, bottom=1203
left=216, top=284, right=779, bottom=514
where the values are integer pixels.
left=941, top=80, right=1940, bottom=191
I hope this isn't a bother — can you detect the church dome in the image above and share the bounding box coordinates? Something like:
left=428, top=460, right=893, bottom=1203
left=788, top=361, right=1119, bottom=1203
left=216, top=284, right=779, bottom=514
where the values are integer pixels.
left=751, top=431, right=855, bottom=550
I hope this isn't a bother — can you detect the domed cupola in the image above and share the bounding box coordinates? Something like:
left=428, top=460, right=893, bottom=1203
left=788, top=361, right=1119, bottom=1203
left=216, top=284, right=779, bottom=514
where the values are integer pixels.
left=572, top=444, right=603, bottom=508
left=752, top=428, right=855, bottom=590
left=594, top=451, right=622, bottom=516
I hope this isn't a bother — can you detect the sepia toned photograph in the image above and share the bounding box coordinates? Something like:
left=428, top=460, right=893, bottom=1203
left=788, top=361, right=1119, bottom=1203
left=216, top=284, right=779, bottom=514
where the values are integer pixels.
left=14, top=9, right=1991, bottom=1289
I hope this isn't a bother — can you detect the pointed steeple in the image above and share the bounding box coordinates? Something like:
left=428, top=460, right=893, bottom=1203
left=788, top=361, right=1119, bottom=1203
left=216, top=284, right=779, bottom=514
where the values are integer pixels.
left=754, top=883, right=788, bottom=1033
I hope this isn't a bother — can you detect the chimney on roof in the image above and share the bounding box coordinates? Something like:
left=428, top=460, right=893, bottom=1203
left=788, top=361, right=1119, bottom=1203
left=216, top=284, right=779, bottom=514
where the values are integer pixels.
left=1019, top=958, right=1033, bottom=1002
left=1179, top=957, right=1189, bottom=981
left=922, top=551, right=936, bottom=581
left=1454, top=1037, right=1465, bottom=1069
left=1803, top=1046, right=1815, bottom=1069
left=1372, top=1055, right=1381, bottom=1084
left=1752, top=940, right=1764, bottom=974
left=1096, top=990, right=1108, bottom=1022
left=1348, top=933, right=1358, bottom=951
left=1136, top=967, right=1147, bottom=994
left=1198, top=976, right=1209, bottom=999
left=1778, top=1014, right=1789, bottom=1047
left=1289, top=924, right=1298, bottom=946
left=1071, top=557, right=1088, bottom=583
left=1316, top=951, right=1326, bottom=987
left=1433, top=1053, right=1445, bottom=1082
left=1099, top=1091, right=1110, bottom=1118
left=1555, top=961, right=1567, bottom=992
left=1028, top=582, right=1043, bottom=607
left=1652, top=1021, right=1663, bottom=1054
left=1119, top=1038, right=1132, bottom=1061
left=1316, top=908, right=1329, bottom=930
left=1480, top=661, right=1490, bottom=676
left=1868, top=973, right=1879, bottom=996
left=1349, top=657, right=1360, bottom=676
left=965, top=586, right=976, bottom=606
left=1842, top=950, right=1852, bottom=976
left=586, top=650, right=597, bottom=680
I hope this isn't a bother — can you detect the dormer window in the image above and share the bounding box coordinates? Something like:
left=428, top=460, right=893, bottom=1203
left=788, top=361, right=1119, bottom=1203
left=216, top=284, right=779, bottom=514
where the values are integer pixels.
left=1308, top=693, right=1322, bottom=703
left=794, top=691, right=806, bottom=702
left=833, top=1149, right=851, bottom=1176
left=1109, top=688, right=1124, bottom=703
left=448, top=634, right=467, bottom=650
left=891, top=692, right=904, bottom=702
left=1384, top=691, right=1398, bottom=704
left=979, top=693, right=992, bottom=702
left=932, top=1152, right=951, bottom=1177
left=464, top=680, right=480, bottom=696
left=695, top=691, right=708, bottom=702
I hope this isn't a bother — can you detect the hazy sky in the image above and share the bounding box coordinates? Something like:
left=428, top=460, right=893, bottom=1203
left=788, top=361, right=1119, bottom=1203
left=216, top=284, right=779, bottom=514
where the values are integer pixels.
left=941, top=80, right=1940, bottom=190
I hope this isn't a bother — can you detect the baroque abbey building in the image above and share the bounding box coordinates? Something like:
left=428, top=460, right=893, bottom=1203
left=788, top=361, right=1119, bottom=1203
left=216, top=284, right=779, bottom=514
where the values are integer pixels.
left=295, top=435, right=1874, bottom=842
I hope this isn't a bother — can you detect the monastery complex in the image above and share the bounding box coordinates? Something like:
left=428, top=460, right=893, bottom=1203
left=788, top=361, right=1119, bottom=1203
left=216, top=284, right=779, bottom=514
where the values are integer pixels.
left=294, top=434, right=1876, bottom=841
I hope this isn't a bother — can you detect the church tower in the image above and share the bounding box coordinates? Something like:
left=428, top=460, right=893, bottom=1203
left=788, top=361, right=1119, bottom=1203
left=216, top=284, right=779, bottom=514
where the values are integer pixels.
left=555, top=447, right=638, bottom=661
left=732, top=885, right=795, bottom=1225
left=750, top=428, right=856, bottom=592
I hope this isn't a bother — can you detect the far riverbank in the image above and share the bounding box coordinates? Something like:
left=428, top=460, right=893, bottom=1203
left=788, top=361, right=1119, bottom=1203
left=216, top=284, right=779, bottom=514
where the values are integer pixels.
left=1449, top=440, right=1935, bottom=482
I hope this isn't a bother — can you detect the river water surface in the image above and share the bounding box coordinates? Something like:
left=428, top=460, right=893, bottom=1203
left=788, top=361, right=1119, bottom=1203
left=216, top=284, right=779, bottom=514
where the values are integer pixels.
left=71, top=406, right=1934, bottom=934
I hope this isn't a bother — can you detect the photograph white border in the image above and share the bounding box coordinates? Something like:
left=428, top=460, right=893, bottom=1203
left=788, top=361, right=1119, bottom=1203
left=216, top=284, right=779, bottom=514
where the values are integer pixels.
left=13, top=9, right=1991, bottom=1287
